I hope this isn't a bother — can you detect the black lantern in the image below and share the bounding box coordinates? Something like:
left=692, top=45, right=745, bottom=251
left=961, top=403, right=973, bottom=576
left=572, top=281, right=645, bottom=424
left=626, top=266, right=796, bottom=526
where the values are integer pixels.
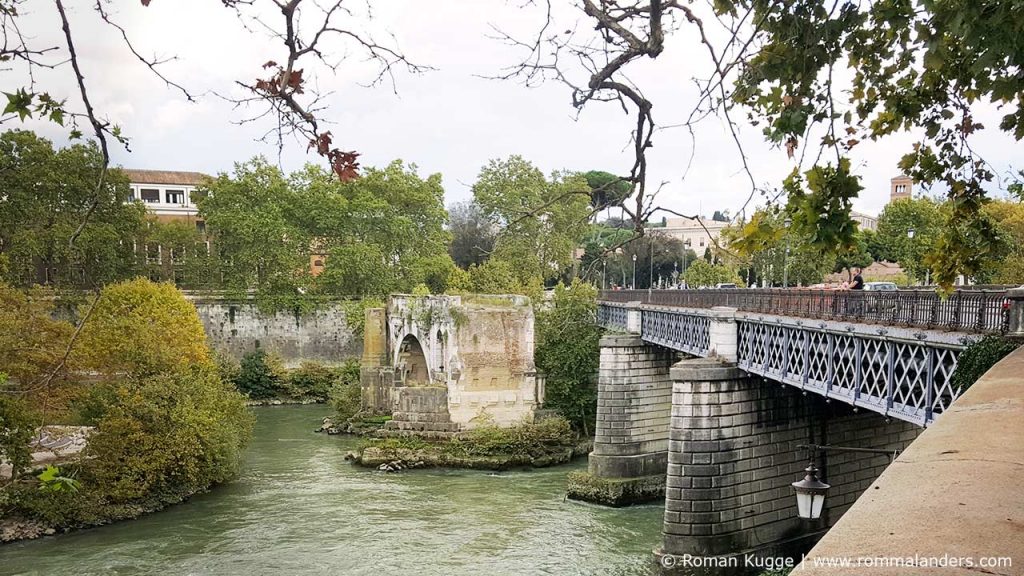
left=792, top=462, right=830, bottom=519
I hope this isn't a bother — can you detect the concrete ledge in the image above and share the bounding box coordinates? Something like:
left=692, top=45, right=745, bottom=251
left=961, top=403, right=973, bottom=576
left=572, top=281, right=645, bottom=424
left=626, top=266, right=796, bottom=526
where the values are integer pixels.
left=670, top=358, right=745, bottom=382
left=566, top=471, right=665, bottom=507
left=600, top=334, right=645, bottom=347
left=588, top=450, right=668, bottom=478
left=799, top=346, right=1024, bottom=575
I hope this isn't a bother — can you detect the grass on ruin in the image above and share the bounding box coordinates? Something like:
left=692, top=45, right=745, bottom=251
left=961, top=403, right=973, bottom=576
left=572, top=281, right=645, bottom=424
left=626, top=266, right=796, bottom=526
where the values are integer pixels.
left=360, top=417, right=577, bottom=460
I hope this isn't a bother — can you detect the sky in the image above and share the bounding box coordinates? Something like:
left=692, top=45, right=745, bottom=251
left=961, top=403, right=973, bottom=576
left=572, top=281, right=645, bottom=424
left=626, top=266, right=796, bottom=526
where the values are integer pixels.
left=9, top=0, right=1020, bottom=219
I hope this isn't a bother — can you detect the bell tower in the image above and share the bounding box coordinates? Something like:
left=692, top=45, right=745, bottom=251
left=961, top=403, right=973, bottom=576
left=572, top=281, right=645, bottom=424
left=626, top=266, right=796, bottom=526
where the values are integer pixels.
left=890, top=175, right=913, bottom=202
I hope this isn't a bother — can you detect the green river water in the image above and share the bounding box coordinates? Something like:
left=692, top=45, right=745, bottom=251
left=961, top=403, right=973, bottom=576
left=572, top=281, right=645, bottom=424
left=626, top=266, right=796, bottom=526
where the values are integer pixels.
left=0, top=405, right=665, bottom=576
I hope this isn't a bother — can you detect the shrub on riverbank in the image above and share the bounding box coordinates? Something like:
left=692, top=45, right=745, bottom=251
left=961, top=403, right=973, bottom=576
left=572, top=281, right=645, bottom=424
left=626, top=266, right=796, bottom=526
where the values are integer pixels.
left=329, top=359, right=362, bottom=421
left=534, top=280, right=601, bottom=435
left=230, top=351, right=352, bottom=403
left=0, top=279, right=253, bottom=540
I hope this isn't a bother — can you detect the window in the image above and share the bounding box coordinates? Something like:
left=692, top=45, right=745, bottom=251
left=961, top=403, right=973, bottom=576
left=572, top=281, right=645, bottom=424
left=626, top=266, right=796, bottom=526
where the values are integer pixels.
left=127, top=189, right=136, bottom=201
left=699, top=238, right=705, bottom=247
left=166, top=189, right=185, bottom=204
left=146, top=243, right=161, bottom=265
left=195, top=220, right=206, bottom=233
left=140, top=188, right=160, bottom=203
left=170, top=246, right=184, bottom=265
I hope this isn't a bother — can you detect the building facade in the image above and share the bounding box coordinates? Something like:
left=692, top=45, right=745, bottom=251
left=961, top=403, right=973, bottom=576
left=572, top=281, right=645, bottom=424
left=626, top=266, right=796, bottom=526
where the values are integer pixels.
left=124, top=169, right=210, bottom=230
left=650, top=217, right=729, bottom=251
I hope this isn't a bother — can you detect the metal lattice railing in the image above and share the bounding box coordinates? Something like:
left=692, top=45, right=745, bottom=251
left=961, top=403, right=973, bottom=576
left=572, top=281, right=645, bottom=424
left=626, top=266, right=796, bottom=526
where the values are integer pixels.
left=596, top=302, right=629, bottom=332
left=736, top=319, right=962, bottom=426
left=641, top=308, right=710, bottom=356
left=598, top=289, right=1010, bottom=334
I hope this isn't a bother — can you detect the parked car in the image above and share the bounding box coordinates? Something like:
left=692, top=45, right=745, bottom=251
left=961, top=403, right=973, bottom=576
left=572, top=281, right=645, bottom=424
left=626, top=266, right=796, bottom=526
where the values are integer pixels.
left=863, top=282, right=898, bottom=291
left=715, top=283, right=738, bottom=289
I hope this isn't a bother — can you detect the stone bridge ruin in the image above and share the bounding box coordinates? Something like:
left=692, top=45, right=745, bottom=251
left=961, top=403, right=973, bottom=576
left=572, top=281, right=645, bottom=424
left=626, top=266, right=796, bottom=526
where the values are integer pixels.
left=359, top=294, right=540, bottom=434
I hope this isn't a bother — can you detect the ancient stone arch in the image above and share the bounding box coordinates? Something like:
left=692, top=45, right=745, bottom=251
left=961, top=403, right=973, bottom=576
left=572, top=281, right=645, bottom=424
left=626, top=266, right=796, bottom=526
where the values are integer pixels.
left=360, top=294, right=539, bottom=433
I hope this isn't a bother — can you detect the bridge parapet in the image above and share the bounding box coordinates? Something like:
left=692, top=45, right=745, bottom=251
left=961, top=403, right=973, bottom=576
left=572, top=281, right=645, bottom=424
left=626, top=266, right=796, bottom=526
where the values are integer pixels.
left=600, top=288, right=1010, bottom=334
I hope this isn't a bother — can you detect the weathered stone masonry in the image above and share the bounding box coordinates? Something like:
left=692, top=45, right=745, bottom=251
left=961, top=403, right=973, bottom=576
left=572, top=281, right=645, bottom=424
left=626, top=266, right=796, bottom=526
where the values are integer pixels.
left=567, top=334, right=677, bottom=505
left=190, top=297, right=362, bottom=366
left=657, top=357, right=921, bottom=570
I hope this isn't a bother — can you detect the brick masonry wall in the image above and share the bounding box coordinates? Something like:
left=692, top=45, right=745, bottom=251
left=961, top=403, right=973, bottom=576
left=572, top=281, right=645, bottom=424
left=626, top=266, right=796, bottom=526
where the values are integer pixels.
left=662, top=358, right=922, bottom=558
left=589, top=334, right=678, bottom=478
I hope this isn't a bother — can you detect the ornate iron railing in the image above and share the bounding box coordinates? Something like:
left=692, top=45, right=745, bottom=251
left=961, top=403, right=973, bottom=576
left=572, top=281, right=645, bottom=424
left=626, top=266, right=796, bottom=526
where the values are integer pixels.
left=598, top=289, right=1009, bottom=334
left=596, top=302, right=629, bottom=332
left=641, top=308, right=710, bottom=356
left=736, top=319, right=961, bottom=426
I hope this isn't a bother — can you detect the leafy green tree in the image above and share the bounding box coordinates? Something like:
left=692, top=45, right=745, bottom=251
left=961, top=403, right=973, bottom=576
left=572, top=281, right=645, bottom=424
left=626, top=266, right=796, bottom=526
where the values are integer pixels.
left=473, top=156, right=592, bottom=286
left=448, top=201, right=496, bottom=269
left=75, top=279, right=212, bottom=378
left=0, top=130, right=146, bottom=288
left=833, top=231, right=874, bottom=281
left=198, top=157, right=313, bottom=302
left=583, top=170, right=632, bottom=211
left=976, top=200, right=1024, bottom=284
left=727, top=206, right=838, bottom=287
left=295, top=160, right=453, bottom=296
left=683, top=260, right=744, bottom=288
left=874, top=198, right=943, bottom=283
left=534, top=280, right=601, bottom=434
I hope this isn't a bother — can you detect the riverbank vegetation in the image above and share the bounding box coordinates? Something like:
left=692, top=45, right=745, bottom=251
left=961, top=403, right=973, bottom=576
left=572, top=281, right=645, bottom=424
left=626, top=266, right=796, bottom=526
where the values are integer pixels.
left=221, top=351, right=358, bottom=405
left=0, top=279, right=252, bottom=541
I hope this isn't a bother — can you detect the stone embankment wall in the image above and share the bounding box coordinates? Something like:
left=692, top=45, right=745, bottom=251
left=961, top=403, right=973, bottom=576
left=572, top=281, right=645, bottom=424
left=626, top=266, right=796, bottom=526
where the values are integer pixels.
left=188, top=296, right=362, bottom=366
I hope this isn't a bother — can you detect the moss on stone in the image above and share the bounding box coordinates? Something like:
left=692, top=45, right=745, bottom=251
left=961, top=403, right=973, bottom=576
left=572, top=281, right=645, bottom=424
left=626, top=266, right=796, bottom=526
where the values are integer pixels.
left=565, top=471, right=665, bottom=507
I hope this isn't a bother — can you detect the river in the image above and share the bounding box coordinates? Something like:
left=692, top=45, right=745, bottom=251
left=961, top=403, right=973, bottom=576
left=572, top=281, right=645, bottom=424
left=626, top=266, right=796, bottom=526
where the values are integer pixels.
left=0, top=405, right=665, bottom=576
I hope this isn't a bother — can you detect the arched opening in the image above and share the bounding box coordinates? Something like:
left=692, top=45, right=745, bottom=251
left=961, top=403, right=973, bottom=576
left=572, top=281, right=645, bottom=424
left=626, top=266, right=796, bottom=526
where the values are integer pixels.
left=397, top=334, right=429, bottom=386
left=434, top=331, right=445, bottom=373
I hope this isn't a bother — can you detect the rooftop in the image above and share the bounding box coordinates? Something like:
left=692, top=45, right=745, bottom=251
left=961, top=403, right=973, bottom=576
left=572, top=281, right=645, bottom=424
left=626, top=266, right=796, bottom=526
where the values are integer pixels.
left=122, top=169, right=212, bottom=186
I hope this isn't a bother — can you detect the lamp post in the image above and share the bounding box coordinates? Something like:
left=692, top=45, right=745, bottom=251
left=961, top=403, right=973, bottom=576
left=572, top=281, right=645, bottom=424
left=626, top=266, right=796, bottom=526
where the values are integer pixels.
left=648, top=241, right=655, bottom=296
left=632, top=253, right=637, bottom=290
left=602, top=258, right=607, bottom=291
left=792, top=443, right=899, bottom=520
left=783, top=217, right=793, bottom=288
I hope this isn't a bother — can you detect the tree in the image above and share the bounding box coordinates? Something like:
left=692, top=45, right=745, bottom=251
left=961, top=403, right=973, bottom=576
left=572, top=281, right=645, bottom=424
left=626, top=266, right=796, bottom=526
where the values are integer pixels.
left=472, top=156, right=592, bottom=286
left=197, top=158, right=314, bottom=303
left=0, top=130, right=145, bottom=288
left=302, top=160, right=453, bottom=295
left=498, top=0, right=1023, bottom=290
left=833, top=232, right=874, bottom=281
left=534, top=280, right=601, bottom=434
left=75, top=279, right=212, bottom=378
left=584, top=170, right=632, bottom=211
left=976, top=200, right=1024, bottom=284
left=448, top=201, right=496, bottom=269
left=683, top=260, right=743, bottom=288
left=725, top=206, right=836, bottom=286
left=874, top=198, right=944, bottom=283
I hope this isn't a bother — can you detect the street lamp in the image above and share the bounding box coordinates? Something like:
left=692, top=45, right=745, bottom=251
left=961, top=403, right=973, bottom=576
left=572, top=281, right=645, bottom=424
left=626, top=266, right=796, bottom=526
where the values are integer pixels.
left=783, top=217, right=793, bottom=288
left=602, top=258, right=607, bottom=291
left=648, top=241, right=655, bottom=296
left=792, top=461, right=830, bottom=520
left=632, top=253, right=638, bottom=290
